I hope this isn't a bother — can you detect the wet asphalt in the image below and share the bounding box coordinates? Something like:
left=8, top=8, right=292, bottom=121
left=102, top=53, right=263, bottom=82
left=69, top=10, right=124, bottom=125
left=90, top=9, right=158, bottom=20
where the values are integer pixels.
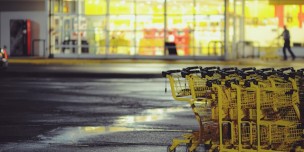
left=0, top=65, right=198, bottom=152
left=0, top=59, right=304, bottom=152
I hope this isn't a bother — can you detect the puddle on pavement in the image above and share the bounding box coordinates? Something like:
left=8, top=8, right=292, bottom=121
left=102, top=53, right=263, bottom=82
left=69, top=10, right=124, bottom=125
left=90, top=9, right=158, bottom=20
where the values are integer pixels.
left=41, top=106, right=188, bottom=144
left=115, top=107, right=186, bottom=124
left=41, top=126, right=146, bottom=144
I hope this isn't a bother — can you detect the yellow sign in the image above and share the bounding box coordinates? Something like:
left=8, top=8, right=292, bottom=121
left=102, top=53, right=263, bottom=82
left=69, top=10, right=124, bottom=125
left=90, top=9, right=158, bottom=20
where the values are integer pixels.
left=269, top=0, right=304, bottom=5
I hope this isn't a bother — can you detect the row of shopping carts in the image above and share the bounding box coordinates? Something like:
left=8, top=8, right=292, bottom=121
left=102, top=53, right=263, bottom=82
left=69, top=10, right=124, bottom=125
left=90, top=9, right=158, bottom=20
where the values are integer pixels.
left=162, top=66, right=304, bottom=152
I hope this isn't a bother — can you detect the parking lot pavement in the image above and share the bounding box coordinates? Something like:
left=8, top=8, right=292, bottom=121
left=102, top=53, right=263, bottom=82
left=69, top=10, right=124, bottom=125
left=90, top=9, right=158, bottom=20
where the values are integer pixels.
left=1, top=58, right=303, bottom=152
left=0, top=76, right=200, bottom=152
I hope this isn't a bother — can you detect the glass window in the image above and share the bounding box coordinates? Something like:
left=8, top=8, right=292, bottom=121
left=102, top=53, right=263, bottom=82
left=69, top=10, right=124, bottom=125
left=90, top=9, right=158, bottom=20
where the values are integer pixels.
left=63, top=0, right=78, bottom=14
left=166, top=0, right=194, bottom=56
left=109, top=15, right=135, bottom=30
left=193, top=15, right=224, bottom=56
left=136, top=14, right=165, bottom=56
left=50, top=0, right=79, bottom=14
left=167, top=0, right=194, bottom=15
left=284, top=5, right=300, bottom=27
left=235, top=0, right=243, bottom=16
left=195, top=0, right=224, bottom=15
left=98, top=27, right=108, bottom=55
left=51, top=0, right=60, bottom=14
left=78, top=16, right=107, bottom=54
left=137, top=28, right=165, bottom=56
left=50, top=15, right=81, bottom=54
left=192, top=0, right=225, bottom=56
left=50, top=16, right=61, bottom=54
left=166, top=15, right=193, bottom=56
left=84, top=0, right=106, bottom=15
left=228, top=0, right=235, bottom=13
left=136, top=0, right=164, bottom=15
left=244, top=1, right=277, bottom=47
left=110, top=0, right=134, bottom=15
left=136, top=15, right=164, bottom=30
left=108, top=31, right=133, bottom=55
left=109, top=15, right=135, bottom=55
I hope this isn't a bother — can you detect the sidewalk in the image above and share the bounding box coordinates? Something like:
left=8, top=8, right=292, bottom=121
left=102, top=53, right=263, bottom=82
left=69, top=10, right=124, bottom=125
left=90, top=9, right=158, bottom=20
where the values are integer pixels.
left=8, top=57, right=304, bottom=67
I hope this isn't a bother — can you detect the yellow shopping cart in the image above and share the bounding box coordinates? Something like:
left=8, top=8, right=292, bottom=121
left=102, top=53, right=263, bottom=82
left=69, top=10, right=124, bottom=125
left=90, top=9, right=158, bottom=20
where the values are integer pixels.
left=162, top=66, right=304, bottom=152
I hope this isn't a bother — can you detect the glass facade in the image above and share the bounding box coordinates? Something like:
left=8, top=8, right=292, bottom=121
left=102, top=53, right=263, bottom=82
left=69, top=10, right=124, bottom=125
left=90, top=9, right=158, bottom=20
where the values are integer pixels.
left=48, top=0, right=304, bottom=59
left=48, top=0, right=232, bottom=58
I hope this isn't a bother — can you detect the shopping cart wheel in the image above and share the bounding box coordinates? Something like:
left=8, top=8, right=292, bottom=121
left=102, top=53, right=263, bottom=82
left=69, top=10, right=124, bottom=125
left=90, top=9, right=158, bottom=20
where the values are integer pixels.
left=185, top=144, right=197, bottom=152
left=267, top=144, right=273, bottom=150
left=203, top=139, right=212, bottom=150
left=185, top=147, right=195, bottom=152
left=211, top=146, right=220, bottom=152
left=167, top=145, right=176, bottom=152
left=291, top=141, right=303, bottom=150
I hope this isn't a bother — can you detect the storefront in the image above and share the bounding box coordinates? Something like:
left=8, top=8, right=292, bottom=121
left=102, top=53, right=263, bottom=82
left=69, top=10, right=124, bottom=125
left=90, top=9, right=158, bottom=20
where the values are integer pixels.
left=242, top=0, right=304, bottom=58
left=47, top=0, right=304, bottom=59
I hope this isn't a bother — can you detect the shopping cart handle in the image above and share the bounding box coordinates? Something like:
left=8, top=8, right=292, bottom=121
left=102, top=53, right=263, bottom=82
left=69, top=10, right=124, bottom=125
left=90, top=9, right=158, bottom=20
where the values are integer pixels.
left=240, top=71, right=256, bottom=79
left=297, top=68, right=304, bottom=72
left=246, top=71, right=256, bottom=75
left=244, top=79, right=258, bottom=87
left=181, top=69, right=200, bottom=78
left=241, top=67, right=256, bottom=72
left=184, top=66, right=201, bottom=71
left=256, top=68, right=275, bottom=76
left=218, top=71, right=229, bottom=79
left=222, top=67, right=238, bottom=71
left=239, top=71, right=248, bottom=79
left=287, top=72, right=296, bottom=79
left=161, top=70, right=181, bottom=77
left=277, top=71, right=296, bottom=80
left=201, top=70, right=216, bottom=78
left=296, top=69, right=304, bottom=77
left=226, top=70, right=239, bottom=75
left=259, top=68, right=275, bottom=72
left=203, top=66, right=220, bottom=71
left=200, top=67, right=220, bottom=78
left=206, top=79, right=221, bottom=87
left=285, top=89, right=296, bottom=95
left=225, top=79, right=239, bottom=87
left=277, top=67, right=295, bottom=72
left=259, top=71, right=277, bottom=80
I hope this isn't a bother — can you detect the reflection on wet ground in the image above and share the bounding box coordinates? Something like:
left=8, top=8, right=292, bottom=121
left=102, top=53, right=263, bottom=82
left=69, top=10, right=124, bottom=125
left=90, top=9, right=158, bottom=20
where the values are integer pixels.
left=117, top=107, right=186, bottom=124
left=40, top=106, right=189, bottom=144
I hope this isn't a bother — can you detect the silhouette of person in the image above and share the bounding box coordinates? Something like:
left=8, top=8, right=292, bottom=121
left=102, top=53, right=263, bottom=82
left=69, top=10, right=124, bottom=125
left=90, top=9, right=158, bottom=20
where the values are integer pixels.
left=280, top=25, right=295, bottom=60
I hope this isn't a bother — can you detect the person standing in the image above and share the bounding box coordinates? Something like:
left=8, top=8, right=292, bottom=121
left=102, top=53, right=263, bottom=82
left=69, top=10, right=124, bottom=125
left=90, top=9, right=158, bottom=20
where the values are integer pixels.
left=280, top=25, right=296, bottom=60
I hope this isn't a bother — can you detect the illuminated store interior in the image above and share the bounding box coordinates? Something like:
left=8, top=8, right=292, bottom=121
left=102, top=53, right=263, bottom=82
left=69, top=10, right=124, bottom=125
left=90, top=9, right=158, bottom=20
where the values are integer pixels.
left=48, top=0, right=304, bottom=59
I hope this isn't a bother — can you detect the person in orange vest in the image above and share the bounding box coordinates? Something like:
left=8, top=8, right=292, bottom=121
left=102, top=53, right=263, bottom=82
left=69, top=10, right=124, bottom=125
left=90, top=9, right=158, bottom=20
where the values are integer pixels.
left=0, top=46, right=8, bottom=69
left=1, top=46, right=8, bottom=59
